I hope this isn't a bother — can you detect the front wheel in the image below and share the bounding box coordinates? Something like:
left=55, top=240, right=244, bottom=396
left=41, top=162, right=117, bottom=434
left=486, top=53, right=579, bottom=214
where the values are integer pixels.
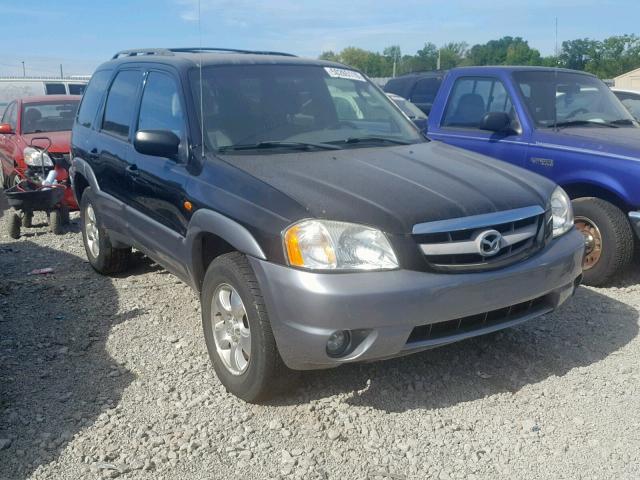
left=201, top=252, right=293, bottom=402
left=573, top=197, right=634, bottom=286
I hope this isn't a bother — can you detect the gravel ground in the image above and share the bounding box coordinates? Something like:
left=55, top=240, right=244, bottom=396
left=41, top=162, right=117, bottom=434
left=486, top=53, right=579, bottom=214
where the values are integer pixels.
left=1, top=195, right=640, bottom=480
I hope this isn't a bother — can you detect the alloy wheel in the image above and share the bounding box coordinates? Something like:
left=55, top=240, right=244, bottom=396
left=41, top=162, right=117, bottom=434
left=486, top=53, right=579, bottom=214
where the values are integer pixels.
left=211, top=283, right=251, bottom=375
left=575, top=216, right=602, bottom=270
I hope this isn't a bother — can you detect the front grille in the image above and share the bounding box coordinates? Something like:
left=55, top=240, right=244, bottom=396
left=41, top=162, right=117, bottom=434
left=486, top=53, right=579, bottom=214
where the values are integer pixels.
left=406, top=294, right=552, bottom=345
left=413, top=206, right=551, bottom=272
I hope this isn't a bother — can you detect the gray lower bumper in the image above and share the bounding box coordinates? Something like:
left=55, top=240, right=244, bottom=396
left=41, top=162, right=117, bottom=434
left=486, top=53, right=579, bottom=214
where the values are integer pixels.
left=250, top=229, right=585, bottom=370
left=630, top=211, right=640, bottom=239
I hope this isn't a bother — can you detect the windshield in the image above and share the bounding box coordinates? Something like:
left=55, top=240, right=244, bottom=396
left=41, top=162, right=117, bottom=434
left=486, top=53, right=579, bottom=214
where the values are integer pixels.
left=388, top=95, right=427, bottom=120
left=513, top=71, right=636, bottom=128
left=21, top=100, right=79, bottom=134
left=190, top=64, right=424, bottom=152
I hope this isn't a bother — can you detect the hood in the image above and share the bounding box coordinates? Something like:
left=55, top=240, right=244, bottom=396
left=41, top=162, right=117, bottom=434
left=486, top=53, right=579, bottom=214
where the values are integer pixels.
left=536, top=127, right=640, bottom=162
left=21, top=131, right=71, bottom=153
left=222, top=141, right=554, bottom=234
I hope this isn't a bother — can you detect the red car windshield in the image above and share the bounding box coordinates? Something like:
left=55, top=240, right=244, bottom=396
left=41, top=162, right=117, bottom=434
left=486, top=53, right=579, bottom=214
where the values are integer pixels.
left=21, top=101, right=79, bottom=134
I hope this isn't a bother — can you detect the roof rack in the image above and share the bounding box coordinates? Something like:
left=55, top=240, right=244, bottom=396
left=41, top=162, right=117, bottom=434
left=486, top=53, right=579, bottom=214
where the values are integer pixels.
left=111, top=47, right=296, bottom=60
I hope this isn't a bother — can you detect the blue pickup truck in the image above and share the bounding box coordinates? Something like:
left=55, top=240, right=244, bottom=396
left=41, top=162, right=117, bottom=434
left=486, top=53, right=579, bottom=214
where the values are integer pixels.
left=424, top=66, right=640, bottom=286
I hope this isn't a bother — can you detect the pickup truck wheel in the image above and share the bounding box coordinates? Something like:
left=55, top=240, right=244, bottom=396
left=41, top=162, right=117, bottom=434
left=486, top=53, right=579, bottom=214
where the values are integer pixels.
left=201, top=252, right=292, bottom=402
left=573, top=197, right=634, bottom=286
left=80, top=187, right=131, bottom=274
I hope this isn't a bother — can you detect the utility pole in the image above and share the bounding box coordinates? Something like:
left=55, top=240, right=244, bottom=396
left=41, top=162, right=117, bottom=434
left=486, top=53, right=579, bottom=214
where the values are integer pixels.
left=21, top=61, right=25, bottom=77
left=60, top=64, right=63, bottom=78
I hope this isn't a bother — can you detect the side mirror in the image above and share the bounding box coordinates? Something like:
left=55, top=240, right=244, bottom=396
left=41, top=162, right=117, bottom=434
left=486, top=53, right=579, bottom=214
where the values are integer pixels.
left=134, top=130, right=180, bottom=158
left=479, top=112, right=512, bottom=133
left=0, top=123, right=13, bottom=134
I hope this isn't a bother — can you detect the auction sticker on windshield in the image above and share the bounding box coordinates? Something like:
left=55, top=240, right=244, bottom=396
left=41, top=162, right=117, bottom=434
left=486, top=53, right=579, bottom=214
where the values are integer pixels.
left=324, top=67, right=366, bottom=82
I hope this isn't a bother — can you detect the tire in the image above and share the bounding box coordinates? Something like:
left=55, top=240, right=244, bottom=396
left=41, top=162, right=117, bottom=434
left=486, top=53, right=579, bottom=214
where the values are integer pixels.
left=573, top=197, right=634, bottom=286
left=49, top=209, right=63, bottom=235
left=201, top=252, right=292, bottom=402
left=8, top=212, right=21, bottom=239
left=22, top=211, right=33, bottom=228
left=80, top=187, right=131, bottom=274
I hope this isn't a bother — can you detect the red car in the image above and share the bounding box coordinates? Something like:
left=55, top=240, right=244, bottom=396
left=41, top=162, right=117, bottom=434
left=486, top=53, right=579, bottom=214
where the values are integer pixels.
left=0, top=95, right=80, bottom=209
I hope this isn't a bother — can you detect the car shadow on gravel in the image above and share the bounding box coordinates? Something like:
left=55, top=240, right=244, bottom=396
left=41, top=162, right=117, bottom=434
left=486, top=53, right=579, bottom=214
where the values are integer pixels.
left=0, top=240, right=135, bottom=479
left=275, top=285, right=638, bottom=412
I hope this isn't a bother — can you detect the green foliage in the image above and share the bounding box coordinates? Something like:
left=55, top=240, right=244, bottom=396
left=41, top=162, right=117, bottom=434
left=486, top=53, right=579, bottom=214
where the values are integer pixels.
left=319, top=34, right=640, bottom=79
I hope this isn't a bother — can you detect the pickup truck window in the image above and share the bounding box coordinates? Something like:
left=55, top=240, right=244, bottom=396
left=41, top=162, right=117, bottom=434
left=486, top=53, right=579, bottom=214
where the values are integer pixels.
left=442, top=76, right=515, bottom=129
left=190, top=64, right=423, bottom=152
left=513, top=71, right=636, bottom=128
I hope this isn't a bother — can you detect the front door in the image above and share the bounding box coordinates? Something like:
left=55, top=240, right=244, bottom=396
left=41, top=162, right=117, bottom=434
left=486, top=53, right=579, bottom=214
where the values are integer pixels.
left=127, top=70, right=192, bottom=279
left=429, top=76, right=529, bottom=168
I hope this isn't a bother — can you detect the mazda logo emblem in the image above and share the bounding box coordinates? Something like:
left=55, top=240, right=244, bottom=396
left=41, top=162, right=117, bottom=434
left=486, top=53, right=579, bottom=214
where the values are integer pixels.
left=475, top=229, right=503, bottom=257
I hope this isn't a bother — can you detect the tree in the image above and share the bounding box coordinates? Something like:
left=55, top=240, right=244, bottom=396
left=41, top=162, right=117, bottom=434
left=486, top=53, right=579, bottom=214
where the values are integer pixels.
left=438, top=42, right=468, bottom=69
left=467, top=36, right=541, bottom=66
left=319, top=51, right=340, bottom=62
left=558, top=38, right=599, bottom=70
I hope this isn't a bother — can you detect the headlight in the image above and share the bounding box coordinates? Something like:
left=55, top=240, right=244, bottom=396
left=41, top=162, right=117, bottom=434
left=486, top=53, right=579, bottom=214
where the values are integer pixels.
left=23, top=147, right=53, bottom=167
left=550, top=186, right=574, bottom=237
left=283, top=219, right=398, bottom=271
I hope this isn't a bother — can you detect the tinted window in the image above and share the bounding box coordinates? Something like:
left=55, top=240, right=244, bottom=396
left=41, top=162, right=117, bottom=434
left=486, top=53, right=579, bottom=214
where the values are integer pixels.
left=514, top=71, right=635, bottom=128
left=68, top=84, right=87, bottom=95
left=77, top=70, right=112, bottom=128
left=191, top=64, right=422, bottom=151
left=102, top=70, right=142, bottom=138
left=442, top=77, right=515, bottom=129
left=2, top=102, right=17, bottom=130
left=21, top=101, right=79, bottom=134
left=138, top=72, right=185, bottom=138
left=45, top=83, right=66, bottom=95
left=411, top=77, right=442, bottom=104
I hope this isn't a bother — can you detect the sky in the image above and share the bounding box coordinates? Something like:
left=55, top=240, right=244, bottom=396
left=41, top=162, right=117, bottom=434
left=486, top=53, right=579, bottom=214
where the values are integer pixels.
left=1, top=0, right=639, bottom=77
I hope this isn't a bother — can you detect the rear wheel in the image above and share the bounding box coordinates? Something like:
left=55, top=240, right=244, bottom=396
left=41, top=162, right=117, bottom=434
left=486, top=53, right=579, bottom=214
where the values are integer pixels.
left=80, top=187, right=131, bottom=274
left=201, top=252, right=293, bottom=402
left=573, top=197, right=634, bottom=286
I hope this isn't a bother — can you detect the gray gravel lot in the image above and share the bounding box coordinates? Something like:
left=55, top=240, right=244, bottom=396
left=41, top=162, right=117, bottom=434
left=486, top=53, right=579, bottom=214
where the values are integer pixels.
left=1, top=196, right=639, bottom=480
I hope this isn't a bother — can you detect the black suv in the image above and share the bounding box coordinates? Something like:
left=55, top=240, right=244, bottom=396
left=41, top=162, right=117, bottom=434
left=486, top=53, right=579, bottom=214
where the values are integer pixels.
left=384, top=70, right=446, bottom=115
left=71, top=48, right=584, bottom=402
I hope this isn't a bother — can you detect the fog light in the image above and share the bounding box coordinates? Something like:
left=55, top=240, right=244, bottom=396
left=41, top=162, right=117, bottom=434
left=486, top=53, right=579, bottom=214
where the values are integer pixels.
left=326, top=330, right=351, bottom=357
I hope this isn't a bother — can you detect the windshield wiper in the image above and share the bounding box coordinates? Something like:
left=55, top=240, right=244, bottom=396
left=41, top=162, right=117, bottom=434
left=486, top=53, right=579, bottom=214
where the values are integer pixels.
left=553, top=120, right=619, bottom=129
left=610, top=118, right=636, bottom=126
left=336, top=136, right=413, bottom=145
left=218, top=140, right=340, bottom=152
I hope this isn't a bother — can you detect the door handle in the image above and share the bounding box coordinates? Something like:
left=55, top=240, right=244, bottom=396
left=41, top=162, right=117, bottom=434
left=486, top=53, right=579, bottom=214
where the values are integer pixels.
left=126, top=164, right=140, bottom=177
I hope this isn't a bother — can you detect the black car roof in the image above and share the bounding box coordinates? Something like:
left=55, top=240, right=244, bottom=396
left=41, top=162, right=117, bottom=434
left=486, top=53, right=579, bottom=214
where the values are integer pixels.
left=98, top=48, right=348, bottom=71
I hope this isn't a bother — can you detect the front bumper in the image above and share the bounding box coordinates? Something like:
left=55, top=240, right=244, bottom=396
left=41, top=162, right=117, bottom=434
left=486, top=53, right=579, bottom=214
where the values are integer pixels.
left=630, top=211, right=640, bottom=239
left=250, top=229, right=585, bottom=370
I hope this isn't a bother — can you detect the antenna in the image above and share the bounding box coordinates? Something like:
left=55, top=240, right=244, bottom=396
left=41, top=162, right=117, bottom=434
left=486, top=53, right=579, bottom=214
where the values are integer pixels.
left=198, top=0, right=205, bottom=158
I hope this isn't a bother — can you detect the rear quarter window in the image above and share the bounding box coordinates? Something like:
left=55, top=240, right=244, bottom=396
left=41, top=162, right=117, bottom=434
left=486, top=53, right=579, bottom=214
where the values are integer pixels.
left=45, top=83, right=66, bottom=95
left=76, top=70, right=112, bottom=129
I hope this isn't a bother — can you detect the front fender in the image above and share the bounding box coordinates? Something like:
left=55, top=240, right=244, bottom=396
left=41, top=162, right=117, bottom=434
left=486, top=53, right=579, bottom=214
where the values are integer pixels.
left=185, top=209, right=266, bottom=290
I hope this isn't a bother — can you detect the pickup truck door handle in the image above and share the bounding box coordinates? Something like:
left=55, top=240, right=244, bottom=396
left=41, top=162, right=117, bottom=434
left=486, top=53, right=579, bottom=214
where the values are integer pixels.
left=126, top=164, right=140, bottom=177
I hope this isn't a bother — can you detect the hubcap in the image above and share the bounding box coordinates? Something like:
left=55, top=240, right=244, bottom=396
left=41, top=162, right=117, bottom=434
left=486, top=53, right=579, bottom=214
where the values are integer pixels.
left=575, top=216, right=602, bottom=270
left=84, top=204, right=100, bottom=258
left=211, top=284, right=251, bottom=375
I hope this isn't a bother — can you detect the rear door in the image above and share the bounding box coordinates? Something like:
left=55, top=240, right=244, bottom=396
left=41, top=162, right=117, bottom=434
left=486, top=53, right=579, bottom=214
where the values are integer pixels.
left=428, top=75, right=528, bottom=167
left=127, top=68, right=192, bottom=278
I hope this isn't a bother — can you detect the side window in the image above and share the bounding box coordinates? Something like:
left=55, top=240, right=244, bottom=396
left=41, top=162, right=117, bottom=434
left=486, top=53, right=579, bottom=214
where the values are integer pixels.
left=68, top=84, right=87, bottom=95
left=442, top=77, right=515, bottom=129
left=2, top=102, right=17, bottom=130
left=102, top=70, right=143, bottom=138
left=326, top=78, right=388, bottom=123
left=45, top=83, right=66, bottom=95
left=137, top=72, right=185, bottom=139
left=76, top=71, right=112, bottom=128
